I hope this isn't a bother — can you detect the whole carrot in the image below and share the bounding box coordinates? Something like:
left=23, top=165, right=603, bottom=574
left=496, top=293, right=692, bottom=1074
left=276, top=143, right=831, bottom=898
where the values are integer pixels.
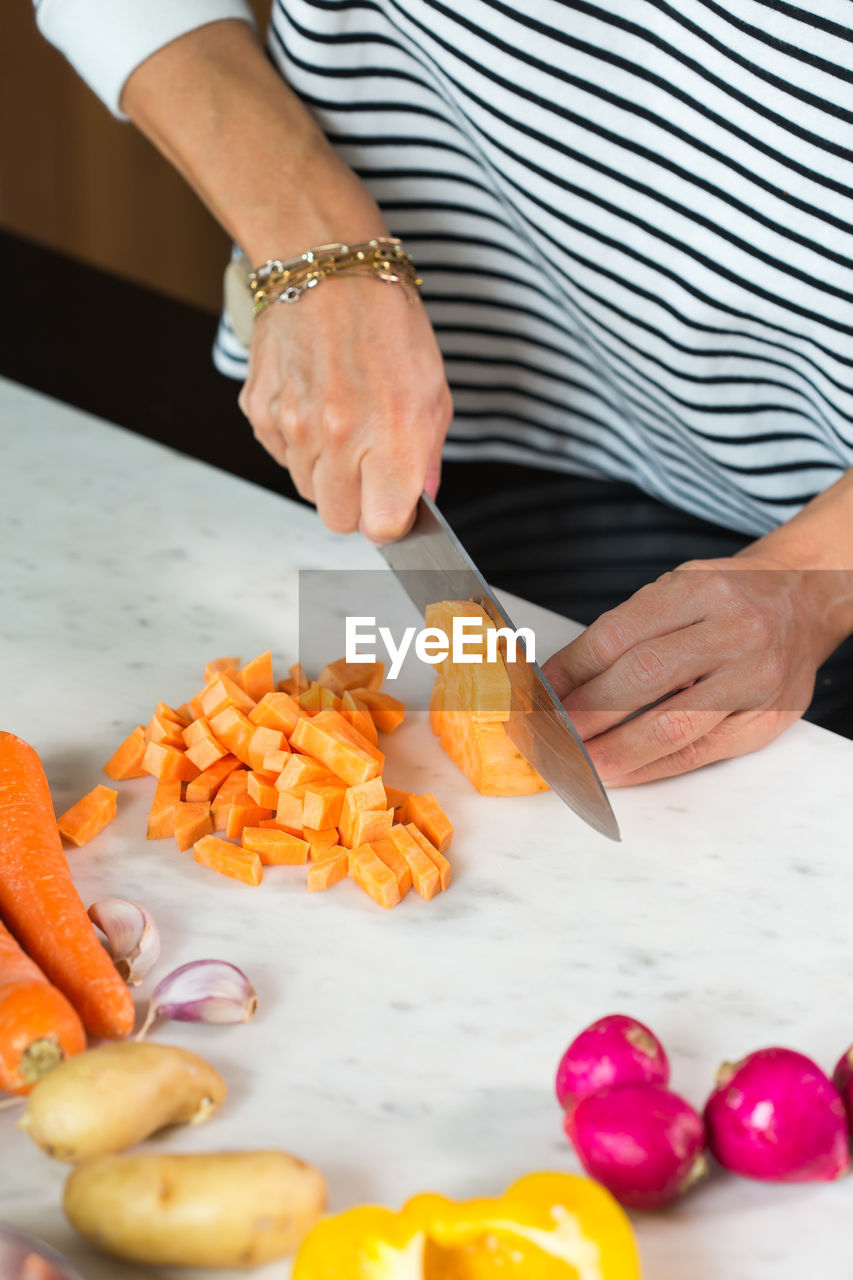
left=0, top=733, right=134, bottom=1039
left=0, top=915, right=86, bottom=1094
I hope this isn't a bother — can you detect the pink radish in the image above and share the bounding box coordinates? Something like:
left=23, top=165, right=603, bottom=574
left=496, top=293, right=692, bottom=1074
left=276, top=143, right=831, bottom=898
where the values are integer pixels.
left=704, top=1047, right=849, bottom=1182
left=564, top=1081, right=707, bottom=1210
left=555, top=1014, right=669, bottom=1112
left=832, top=1045, right=853, bottom=1126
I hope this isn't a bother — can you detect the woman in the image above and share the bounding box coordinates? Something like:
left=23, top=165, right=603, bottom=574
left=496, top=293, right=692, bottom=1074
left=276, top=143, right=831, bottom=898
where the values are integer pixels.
left=34, top=1, right=853, bottom=779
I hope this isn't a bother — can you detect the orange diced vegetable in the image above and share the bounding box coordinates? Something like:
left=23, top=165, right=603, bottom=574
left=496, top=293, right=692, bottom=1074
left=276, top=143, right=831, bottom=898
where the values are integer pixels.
left=340, top=691, right=379, bottom=746
left=370, top=837, right=412, bottom=897
left=155, top=700, right=188, bottom=726
left=438, top=712, right=548, bottom=796
left=248, top=726, right=285, bottom=772
left=275, top=785, right=309, bottom=833
left=290, top=715, right=380, bottom=787
left=427, top=599, right=547, bottom=795
left=174, top=802, right=213, bottom=852
left=348, top=844, right=401, bottom=910
left=299, top=682, right=341, bottom=714
left=235, top=651, right=275, bottom=701
left=249, top=690, right=303, bottom=734
left=338, top=778, right=387, bottom=848
left=304, top=827, right=340, bottom=860
left=262, top=749, right=290, bottom=773
left=388, top=824, right=440, bottom=901
left=179, top=694, right=206, bottom=723
left=289, top=663, right=310, bottom=692
left=211, top=775, right=250, bottom=833
left=144, top=713, right=186, bottom=749
left=298, top=683, right=322, bottom=715
left=315, top=708, right=385, bottom=767
left=193, top=835, right=262, bottom=886
left=247, top=770, right=280, bottom=809
left=383, top=786, right=411, bottom=823
left=204, top=656, right=241, bottom=682
left=141, top=741, right=199, bottom=783
left=103, top=725, right=147, bottom=780
left=225, top=799, right=271, bottom=840
left=344, top=807, right=393, bottom=850
left=208, top=706, right=254, bottom=766
left=307, top=849, right=349, bottom=892
left=209, top=770, right=249, bottom=829
left=57, top=785, right=118, bottom=848
left=350, top=688, right=406, bottom=733
left=94, top=642, right=457, bottom=909
left=200, top=673, right=256, bottom=719
left=302, top=784, right=346, bottom=831
left=185, top=722, right=228, bottom=772
left=185, top=754, right=242, bottom=803
left=217, top=768, right=249, bottom=796
left=147, top=778, right=182, bottom=839
left=241, top=827, right=309, bottom=865
left=406, top=822, right=452, bottom=891
left=344, top=777, right=387, bottom=810
left=318, top=659, right=385, bottom=697
left=182, top=717, right=211, bottom=748
left=276, top=755, right=335, bottom=791
left=407, top=792, right=453, bottom=853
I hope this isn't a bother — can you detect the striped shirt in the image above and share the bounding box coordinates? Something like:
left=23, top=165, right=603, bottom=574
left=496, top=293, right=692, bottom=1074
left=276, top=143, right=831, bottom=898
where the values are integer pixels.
left=34, top=0, right=853, bottom=538
left=215, top=0, right=853, bottom=538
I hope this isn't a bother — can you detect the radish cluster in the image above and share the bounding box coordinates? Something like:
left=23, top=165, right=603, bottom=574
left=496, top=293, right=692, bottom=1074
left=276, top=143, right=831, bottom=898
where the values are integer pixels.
left=556, top=1015, right=853, bottom=1211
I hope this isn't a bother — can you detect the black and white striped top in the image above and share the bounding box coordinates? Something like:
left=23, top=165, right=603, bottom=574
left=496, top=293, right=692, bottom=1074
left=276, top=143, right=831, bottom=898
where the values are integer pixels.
left=214, top=0, right=853, bottom=537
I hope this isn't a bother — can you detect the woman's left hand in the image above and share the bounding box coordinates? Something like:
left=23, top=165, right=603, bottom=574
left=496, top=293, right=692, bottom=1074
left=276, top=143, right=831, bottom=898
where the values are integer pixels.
left=541, top=553, right=851, bottom=786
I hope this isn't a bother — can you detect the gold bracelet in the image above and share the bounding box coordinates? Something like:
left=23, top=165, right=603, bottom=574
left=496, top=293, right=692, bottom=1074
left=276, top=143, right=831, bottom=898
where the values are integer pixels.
left=249, top=238, right=422, bottom=314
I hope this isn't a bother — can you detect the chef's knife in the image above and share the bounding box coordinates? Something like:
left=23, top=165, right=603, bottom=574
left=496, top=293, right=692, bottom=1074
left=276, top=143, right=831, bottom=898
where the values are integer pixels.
left=378, top=493, right=620, bottom=841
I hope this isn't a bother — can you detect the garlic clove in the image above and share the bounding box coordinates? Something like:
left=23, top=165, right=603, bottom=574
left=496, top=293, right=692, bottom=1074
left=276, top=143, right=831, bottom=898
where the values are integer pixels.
left=136, top=960, right=258, bottom=1040
left=88, top=898, right=160, bottom=987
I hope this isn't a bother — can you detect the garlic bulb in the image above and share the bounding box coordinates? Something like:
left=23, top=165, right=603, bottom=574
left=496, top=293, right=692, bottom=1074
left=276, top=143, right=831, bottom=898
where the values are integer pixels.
left=88, top=899, right=160, bottom=986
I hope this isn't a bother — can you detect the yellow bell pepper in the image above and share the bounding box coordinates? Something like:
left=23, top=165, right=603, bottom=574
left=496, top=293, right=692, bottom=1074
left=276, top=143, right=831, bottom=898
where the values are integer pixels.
left=292, top=1172, right=641, bottom=1279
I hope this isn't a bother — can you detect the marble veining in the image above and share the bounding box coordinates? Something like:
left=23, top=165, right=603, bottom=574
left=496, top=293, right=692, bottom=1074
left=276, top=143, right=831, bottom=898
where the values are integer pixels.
left=1, top=378, right=852, bottom=1279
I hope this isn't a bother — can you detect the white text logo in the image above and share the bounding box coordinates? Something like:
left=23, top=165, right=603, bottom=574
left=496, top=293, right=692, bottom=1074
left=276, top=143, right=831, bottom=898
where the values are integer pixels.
left=345, top=616, right=535, bottom=680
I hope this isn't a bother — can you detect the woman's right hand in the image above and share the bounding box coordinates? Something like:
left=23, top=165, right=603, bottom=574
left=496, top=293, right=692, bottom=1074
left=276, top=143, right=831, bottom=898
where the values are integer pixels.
left=239, top=271, right=452, bottom=542
left=119, top=19, right=453, bottom=542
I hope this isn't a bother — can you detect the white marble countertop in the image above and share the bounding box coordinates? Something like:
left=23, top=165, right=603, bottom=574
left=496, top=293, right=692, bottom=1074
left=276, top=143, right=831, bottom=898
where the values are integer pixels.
left=1, top=376, right=852, bottom=1280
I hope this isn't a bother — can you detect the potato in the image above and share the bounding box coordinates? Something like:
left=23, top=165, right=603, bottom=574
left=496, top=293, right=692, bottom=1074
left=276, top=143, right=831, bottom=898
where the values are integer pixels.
left=19, top=1042, right=226, bottom=1161
left=63, top=1150, right=327, bottom=1267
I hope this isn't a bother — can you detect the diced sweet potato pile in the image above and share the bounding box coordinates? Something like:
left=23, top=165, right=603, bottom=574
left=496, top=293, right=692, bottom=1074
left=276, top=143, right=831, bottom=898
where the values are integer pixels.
left=104, top=653, right=452, bottom=910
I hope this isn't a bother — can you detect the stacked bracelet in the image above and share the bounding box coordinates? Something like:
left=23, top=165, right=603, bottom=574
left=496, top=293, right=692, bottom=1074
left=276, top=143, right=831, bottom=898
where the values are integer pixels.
left=249, top=238, right=422, bottom=315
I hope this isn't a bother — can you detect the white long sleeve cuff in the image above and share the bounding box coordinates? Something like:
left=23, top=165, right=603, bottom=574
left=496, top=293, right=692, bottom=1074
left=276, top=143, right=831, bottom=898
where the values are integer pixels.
left=34, top=0, right=255, bottom=118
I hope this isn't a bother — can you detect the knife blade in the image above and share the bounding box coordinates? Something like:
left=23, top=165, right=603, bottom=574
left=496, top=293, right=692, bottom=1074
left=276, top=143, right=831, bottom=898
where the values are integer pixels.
left=378, top=493, right=620, bottom=841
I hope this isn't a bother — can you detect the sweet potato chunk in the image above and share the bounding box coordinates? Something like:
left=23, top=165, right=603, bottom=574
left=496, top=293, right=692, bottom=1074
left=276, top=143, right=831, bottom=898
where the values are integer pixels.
left=57, top=785, right=118, bottom=848
left=241, top=827, right=310, bottom=865
left=194, top=835, right=262, bottom=886
left=348, top=844, right=401, bottom=910
left=103, top=726, right=147, bottom=780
